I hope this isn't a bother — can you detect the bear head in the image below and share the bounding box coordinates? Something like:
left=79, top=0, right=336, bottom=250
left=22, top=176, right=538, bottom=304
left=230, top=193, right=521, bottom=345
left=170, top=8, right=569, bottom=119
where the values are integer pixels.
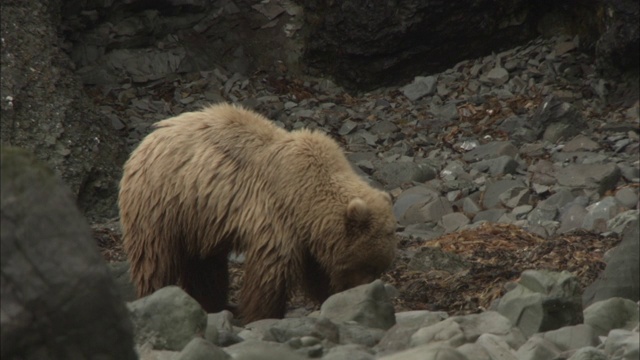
left=328, top=190, right=397, bottom=293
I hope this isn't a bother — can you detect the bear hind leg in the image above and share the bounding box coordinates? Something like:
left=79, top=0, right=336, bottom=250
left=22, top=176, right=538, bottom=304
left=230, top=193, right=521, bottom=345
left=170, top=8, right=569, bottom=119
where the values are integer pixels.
left=181, top=254, right=230, bottom=313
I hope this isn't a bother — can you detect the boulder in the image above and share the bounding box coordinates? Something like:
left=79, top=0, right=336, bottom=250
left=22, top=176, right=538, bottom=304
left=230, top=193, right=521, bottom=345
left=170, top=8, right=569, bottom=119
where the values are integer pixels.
left=0, top=147, right=136, bottom=359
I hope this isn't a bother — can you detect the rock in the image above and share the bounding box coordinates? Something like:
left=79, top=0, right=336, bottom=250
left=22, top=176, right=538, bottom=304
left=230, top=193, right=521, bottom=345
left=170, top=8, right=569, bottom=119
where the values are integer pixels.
left=108, top=261, right=137, bottom=302
left=603, top=329, right=639, bottom=360
left=471, top=155, right=520, bottom=176
left=594, top=0, right=640, bottom=76
left=558, top=204, right=588, bottom=233
left=567, top=347, right=607, bottom=360
left=175, top=338, right=230, bottom=360
left=1, top=1, right=127, bottom=221
left=462, top=141, right=518, bottom=161
left=320, top=280, right=396, bottom=330
left=555, top=163, right=621, bottom=195
left=440, top=212, right=471, bottom=233
left=127, top=286, right=207, bottom=351
left=322, top=344, right=375, bottom=360
left=0, top=147, right=136, bottom=360
left=224, top=339, right=306, bottom=360
left=473, top=209, right=508, bottom=223
left=615, top=187, right=639, bottom=209
left=583, top=220, right=640, bottom=306
left=338, top=322, right=386, bottom=346
left=378, top=344, right=468, bottom=360
left=482, top=179, right=526, bottom=209
left=607, top=210, right=640, bottom=234
left=299, top=1, right=539, bottom=90
left=400, top=76, right=437, bottom=101
left=583, top=297, right=639, bottom=337
left=376, top=311, right=448, bottom=355
left=476, top=333, right=517, bottom=360
left=485, top=67, right=510, bottom=86
left=495, top=270, right=583, bottom=338
left=372, top=162, right=437, bottom=189
left=499, top=186, right=531, bottom=208
left=411, top=311, right=522, bottom=348
left=540, top=324, right=600, bottom=352
left=515, top=335, right=562, bottom=360
left=582, top=196, right=623, bottom=231
left=264, top=317, right=339, bottom=344
left=562, top=134, right=601, bottom=152
left=529, top=96, right=587, bottom=142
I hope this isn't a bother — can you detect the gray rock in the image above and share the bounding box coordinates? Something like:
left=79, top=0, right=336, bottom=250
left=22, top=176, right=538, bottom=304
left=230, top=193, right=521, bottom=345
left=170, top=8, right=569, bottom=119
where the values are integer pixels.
left=0, top=147, right=136, bottom=360
left=376, top=311, right=448, bottom=355
left=398, top=223, right=445, bottom=242
left=540, top=324, right=600, bottom=352
left=128, top=286, right=207, bottom=351
left=175, top=338, right=230, bottom=360
left=499, top=186, right=531, bottom=208
left=266, top=317, right=339, bottom=344
left=562, top=134, right=601, bottom=152
left=411, top=311, right=519, bottom=348
left=496, top=270, right=583, bottom=338
left=603, top=329, right=639, bottom=360
left=440, top=212, right=471, bottom=233
left=338, top=322, right=386, bottom=346
left=401, top=76, right=437, bottom=101
left=431, top=102, right=459, bottom=121
left=515, top=335, right=562, bottom=360
left=482, top=179, right=526, bottom=209
left=567, top=346, right=607, bottom=360
left=320, top=280, right=396, bottom=330
left=338, top=119, right=358, bottom=135
left=322, top=344, right=375, bottom=360
left=373, top=162, right=437, bottom=189
left=378, top=344, right=468, bottom=360
left=473, top=209, right=508, bottom=223
left=463, top=141, right=518, bottom=162
left=615, top=187, right=639, bottom=209
left=370, top=120, right=399, bottom=135
left=456, top=343, right=491, bottom=360
left=108, top=261, right=137, bottom=302
left=224, top=339, right=306, bottom=360
left=399, top=195, right=453, bottom=226
left=582, top=196, right=622, bottom=232
left=476, top=333, right=517, bottom=360
left=239, top=318, right=280, bottom=341
left=461, top=197, right=482, bottom=217
left=583, top=220, right=640, bottom=306
left=607, top=210, right=640, bottom=234
left=471, top=155, right=520, bottom=176
left=486, top=67, right=510, bottom=86
left=531, top=96, right=587, bottom=142
left=555, top=163, right=621, bottom=195
left=584, top=297, right=639, bottom=337
left=557, top=204, right=588, bottom=233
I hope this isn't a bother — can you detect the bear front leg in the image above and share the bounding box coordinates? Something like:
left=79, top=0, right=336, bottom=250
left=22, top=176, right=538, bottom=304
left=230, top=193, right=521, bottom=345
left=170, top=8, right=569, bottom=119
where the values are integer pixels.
left=239, top=256, right=288, bottom=323
left=181, top=253, right=230, bottom=313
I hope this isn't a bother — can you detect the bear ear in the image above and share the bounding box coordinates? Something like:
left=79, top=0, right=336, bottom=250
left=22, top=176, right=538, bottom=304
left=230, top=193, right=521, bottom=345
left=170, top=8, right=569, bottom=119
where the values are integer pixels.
left=347, top=198, right=371, bottom=224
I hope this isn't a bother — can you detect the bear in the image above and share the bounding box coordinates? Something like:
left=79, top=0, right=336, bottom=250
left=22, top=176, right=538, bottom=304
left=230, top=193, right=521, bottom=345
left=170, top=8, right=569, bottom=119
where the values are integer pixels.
left=118, top=103, right=397, bottom=323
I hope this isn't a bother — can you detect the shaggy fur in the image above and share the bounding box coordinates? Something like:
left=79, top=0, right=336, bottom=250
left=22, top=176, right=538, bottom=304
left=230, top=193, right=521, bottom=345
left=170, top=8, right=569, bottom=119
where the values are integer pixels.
left=119, top=103, right=397, bottom=323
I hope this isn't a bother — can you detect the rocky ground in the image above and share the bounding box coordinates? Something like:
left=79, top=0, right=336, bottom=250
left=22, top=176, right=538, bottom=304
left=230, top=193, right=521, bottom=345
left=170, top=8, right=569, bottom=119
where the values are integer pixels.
left=92, top=34, right=639, bottom=359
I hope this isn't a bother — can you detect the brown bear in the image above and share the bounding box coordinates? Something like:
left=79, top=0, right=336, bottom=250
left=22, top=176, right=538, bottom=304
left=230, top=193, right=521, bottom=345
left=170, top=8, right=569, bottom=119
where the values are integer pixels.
left=118, top=103, right=397, bottom=323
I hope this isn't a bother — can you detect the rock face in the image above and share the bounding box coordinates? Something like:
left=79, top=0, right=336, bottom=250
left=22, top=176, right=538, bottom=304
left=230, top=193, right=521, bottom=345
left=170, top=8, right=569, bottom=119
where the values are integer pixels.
left=298, top=0, right=639, bottom=89
left=0, top=147, right=136, bottom=360
left=0, top=0, right=127, bottom=220
left=299, top=0, right=537, bottom=89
